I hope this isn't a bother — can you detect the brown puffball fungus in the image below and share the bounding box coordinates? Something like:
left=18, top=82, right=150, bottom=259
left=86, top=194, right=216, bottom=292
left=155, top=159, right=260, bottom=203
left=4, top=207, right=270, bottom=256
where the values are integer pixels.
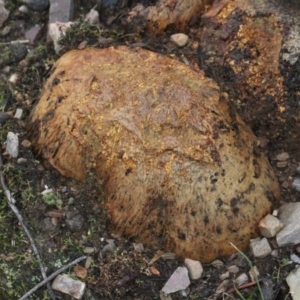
left=27, top=46, right=280, bottom=262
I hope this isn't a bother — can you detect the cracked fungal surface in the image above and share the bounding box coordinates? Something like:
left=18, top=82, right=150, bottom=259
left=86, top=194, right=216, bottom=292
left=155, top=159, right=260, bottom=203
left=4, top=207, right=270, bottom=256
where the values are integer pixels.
left=28, top=46, right=280, bottom=262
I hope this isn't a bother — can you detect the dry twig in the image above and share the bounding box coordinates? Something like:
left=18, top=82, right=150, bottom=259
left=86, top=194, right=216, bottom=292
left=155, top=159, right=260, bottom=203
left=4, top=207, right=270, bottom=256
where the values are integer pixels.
left=19, top=255, right=87, bottom=300
left=0, top=153, right=56, bottom=299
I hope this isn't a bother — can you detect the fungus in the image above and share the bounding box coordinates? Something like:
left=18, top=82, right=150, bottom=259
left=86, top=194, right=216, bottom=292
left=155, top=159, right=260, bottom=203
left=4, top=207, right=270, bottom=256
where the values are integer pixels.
left=27, top=46, right=280, bottom=262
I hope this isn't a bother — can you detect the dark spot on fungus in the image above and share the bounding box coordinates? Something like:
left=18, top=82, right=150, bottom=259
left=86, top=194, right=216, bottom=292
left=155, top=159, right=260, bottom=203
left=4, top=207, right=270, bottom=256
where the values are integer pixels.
left=266, top=191, right=277, bottom=205
left=55, top=96, right=66, bottom=105
left=232, top=207, right=239, bottom=216
left=217, top=198, right=223, bottom=207
left=52, top=78, right=60, bottom=86
left=216, top=226, right=222, bottom=234
left=204, top=215, right=209, bottom=225
left=42, top=110, right=55, bottom=124
left=191, top=210, right=196, bottom=216
left=230, top=198, right=238, bottom=207
left=178, top=232, right=186, bottom=240
left=125, top=168, right=132, bottom=176
left=253, top=159, right=261, bottom=178
left=117, top=150, right=125, bottom=159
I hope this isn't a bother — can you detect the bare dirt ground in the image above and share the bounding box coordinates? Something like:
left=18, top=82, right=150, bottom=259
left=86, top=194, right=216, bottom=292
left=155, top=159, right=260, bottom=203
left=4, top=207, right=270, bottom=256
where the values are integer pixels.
left=0, top=1, right=298, bottom=299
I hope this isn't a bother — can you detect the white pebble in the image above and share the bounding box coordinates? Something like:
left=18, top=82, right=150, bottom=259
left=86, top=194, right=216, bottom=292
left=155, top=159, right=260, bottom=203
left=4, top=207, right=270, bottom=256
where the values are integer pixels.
left=6, top=132, right=19, bottom=158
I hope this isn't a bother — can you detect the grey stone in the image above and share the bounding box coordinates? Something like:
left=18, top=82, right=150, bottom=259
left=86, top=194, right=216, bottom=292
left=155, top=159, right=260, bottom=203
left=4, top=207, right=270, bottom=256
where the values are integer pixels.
left=250, top=237, right=272, bottom=258
left=65, top=214, right=84, bottom=232
left=9, top=43, right=28, bottom=62
left=101, top=0, right=119, bottom=8
left=161, top=267, right=190, bottom=294
left=25, top=24, right=42, bottom=43
left=276, top=203, right=300, bottom=247
left=286, top=267, right=300, bottom=300
left=49, top=0, right=74, bottom=23
left=275, top=152, right=289, bottom=161
left=290, top=254, right=300, bottom=264
left=227, top=265, right=239, bottom=274
left=170, top=33, right=189, bottom=47
left=6, top=132, right=19, bottom=158
left=24, top=0, right=49, bottom=11
left=184, top=258, right=203, bottom=280
left=48, top=22, right=73, bottom=53
left=52, top=274, right=86, bottom=299
left=0, top=0, right=9, bottom=27
left=292, top=178, right=300, bottom=192
left=40, top=217, right=56, bottom=233
left=101, top=240, right=116, bottom=258
left=234, top=273, right=248, bottom=287
left=259, top=214, right=284, bottom=238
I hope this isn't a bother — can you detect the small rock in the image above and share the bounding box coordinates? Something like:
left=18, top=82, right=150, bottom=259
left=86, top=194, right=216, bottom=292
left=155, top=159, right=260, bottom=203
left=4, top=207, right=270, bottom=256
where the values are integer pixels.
left=211, top=259, right=224, bottom=268
left=8, top=73, right=19, bottom=86
left=14, top=108, right=23, bottom=119
left=275, top=152, right=289, bottom=161
left=159, top=291, right=172, bottom=300
left=286, top=267, right=300, bottom=300
left=21, top=139, right=31, bottom=148
left=6, top=132, right=19, bottom=158
left=259, top=214, right=284, bottom=238
left=101, top=0, right=119, bottom=7
left=83, top=247, right=95, bottom=254
left=277, top=161, right=287, bottom=168
left=170, top=33, right=189, bottom=47
left=234, top=273, right=248, bottom=287
left=52, top=274, right=86, bottom=299
left=292, top=178, right=300, bottom=192
left=184, top=258, right=203, bottom=280
left=65, top=214, right=85, bottom=232
left=276, top=203, right=300, bottom=247
left=250, top=238, right=272, bottom=258
left=216, top=279, right=230, bottom=294
left=49, top=0, right=74, bottom=23
left=9, top=43, right=28, bottom=62
left=19, top=5, right=29, bottom=14
left=40, top=217, right=56, bottom=233
left=0, top=0, right=9, bottom=27
left=291, top=254, right=300, bottom=264
left=48, top=22, right=73, bottom=53
left=219, top=271, right=230, bottom=280
left=101, top=240, right=116, bottom=258
left=198, top=288, right=212, bottom=298
left=17, top=157, right=27, bottom=164
left=85, top=8, right=99, bottom=25
left=24, top=0, right=49, bottom=11
left=133, top=243, right=144, bottom=253
left=161, top=267, right=190, bottom=294
left=227, top=265, right=239, bottom=274
left=85, top=256, right=93, bottom=269
left=25, top=24, right=42, bottom=43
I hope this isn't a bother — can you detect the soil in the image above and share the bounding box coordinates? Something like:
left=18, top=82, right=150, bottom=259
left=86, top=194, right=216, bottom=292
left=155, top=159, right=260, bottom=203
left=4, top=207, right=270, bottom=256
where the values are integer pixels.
left=0, top=1, right=298, bottom=299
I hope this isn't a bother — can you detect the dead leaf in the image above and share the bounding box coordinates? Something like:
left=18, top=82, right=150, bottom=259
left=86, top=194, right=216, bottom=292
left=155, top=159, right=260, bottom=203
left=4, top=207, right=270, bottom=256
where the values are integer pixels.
left=0, top=253, right=15, bottom=262
left=202, top=0, right=230, bottom=18
left=74, top=265, right=87, bottom=279
left=150, top=266, right=160, bottom=276
left=148, top=250, right=164, bottom=265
